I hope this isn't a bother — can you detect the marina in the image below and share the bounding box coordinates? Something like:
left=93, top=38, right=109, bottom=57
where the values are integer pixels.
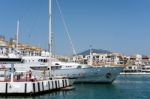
left=0, top=0, right=150, bottom=99
left=0, top=0, right=124, bottom=84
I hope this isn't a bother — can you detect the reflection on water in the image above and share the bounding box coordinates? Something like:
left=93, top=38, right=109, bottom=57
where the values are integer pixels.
left=1, top=75, right=150, bottom=99
left=0, top=90, right=76, bottom=99
left=34, top=91, right=76, bottom=99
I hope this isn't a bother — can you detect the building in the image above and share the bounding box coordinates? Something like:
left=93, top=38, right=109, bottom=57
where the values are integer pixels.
left=73, top=51, right=124, bottom=66
left=0, top=36, right=43, bottom=57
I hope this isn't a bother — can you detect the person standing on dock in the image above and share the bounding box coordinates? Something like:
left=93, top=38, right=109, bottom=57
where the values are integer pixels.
left=29, top=70, right=32, bottom=81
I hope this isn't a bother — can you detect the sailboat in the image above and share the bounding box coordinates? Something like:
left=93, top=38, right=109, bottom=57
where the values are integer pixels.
left=0, top=0, right=124, bottom=84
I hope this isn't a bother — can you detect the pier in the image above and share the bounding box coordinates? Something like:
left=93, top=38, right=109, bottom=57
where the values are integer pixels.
left=0, top=79, right=70, bottom=96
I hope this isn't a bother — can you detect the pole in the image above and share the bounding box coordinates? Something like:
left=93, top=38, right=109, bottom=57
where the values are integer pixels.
left=48, top=0, right=52, bottom=78
left=89, top=45, right=93, bottom=66
left=16, top=20, right=19, bottom=50
left=11, top=64, right=14, bottom=82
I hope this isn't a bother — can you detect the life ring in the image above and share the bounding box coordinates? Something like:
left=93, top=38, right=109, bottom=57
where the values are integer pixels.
left=106, top=73, right=112, bottom=79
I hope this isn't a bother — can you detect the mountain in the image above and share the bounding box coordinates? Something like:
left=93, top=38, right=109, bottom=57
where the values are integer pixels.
left=78, top=49, right=111, bottom=55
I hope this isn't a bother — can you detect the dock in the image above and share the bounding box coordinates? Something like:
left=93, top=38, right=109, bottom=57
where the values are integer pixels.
left=0, top=78, right=70, bottom=96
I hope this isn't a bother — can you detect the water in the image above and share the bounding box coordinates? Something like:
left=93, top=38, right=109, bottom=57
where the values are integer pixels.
left=1, top=75, right=150, bottom=99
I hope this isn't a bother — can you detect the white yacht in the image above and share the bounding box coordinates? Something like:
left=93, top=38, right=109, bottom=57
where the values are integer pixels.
left=121, top=65, right=150, bottom=75
left=141, top=65, right=150, bottom=73
left=1, top=56, right=123, bottom=83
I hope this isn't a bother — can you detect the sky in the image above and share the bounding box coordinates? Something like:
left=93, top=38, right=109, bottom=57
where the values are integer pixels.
left=0, top=0, right=150, bottom=56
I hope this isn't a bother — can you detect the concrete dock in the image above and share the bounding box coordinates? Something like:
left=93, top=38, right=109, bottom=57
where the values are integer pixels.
left=0, top=78, right=70, bottom=96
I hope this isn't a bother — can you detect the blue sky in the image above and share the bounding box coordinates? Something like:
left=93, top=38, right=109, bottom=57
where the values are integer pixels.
left=0, top=0, right=150, bottom=55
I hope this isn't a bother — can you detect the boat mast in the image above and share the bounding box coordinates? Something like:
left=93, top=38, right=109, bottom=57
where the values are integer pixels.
left=16, top=20, right=19, bottom=50
left=48, top=0, right=52, bottom=78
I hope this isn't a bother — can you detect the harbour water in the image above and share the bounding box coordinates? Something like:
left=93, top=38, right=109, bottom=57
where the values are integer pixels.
left=1, top=75, right=150, bottom=99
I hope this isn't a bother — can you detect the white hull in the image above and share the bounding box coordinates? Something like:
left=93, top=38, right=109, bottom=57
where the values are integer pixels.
left=1, top=62, right=124, bottom=84
left=1, top=57, right=124, bottom=83
left=52, top=66, right=124, bottom=83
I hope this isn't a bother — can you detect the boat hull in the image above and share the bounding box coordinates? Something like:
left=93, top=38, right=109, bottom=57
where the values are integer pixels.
left=52, top=66, right=124, bottom=83
left=2, top=63, right=124, bottom=84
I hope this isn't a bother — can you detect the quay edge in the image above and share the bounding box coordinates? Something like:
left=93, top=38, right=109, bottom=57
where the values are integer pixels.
left=0, top=78, right=71, bottom=96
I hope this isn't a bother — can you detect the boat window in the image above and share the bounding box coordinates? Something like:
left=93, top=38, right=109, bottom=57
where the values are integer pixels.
left=21, top=59, right=25, bottom=63
left=43, top=59, right=48, bottom=63
left=55, top=63, right=60, bottom=65
left=38, top=59, right=42, bottom=62
left=0, top=74, right=5, bottom=77
left=51, top=66, right=62, bottom=70
left=30, top=67, right=48, bottom=70
left=129, top=67, right=132, bottom=69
